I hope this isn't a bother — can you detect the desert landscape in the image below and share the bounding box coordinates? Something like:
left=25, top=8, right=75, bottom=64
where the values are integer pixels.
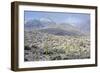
left=24, top=11, right=90, bottom=61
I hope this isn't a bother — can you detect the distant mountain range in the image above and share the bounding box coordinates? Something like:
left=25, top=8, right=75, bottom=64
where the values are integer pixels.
left=25, top=18, right=90, bottom=36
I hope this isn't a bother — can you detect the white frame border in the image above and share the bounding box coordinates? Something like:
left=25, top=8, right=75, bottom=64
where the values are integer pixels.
left=18, top=5, right=96, bottom=68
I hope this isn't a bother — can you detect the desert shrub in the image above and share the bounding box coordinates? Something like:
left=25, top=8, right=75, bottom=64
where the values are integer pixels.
left=51, top=55, right=62, bottom=60
left=24, top=46, right=31, bottom=50
left=24, top=30, right=90, bottom=61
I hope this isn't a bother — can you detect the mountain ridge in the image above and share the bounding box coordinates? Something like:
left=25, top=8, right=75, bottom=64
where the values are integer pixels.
left=24, top=19, right=89, bottom=36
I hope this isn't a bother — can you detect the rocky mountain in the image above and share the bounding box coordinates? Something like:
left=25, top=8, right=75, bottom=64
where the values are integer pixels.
left=39, top=28, right=84, bottom=36
left=77, top=23, right=90, bottom=35
left=24, top=18, right=87, bottom=36
left=24, top=19, right=45, bottom=29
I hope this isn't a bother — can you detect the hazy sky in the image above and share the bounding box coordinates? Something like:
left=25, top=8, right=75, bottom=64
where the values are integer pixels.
left=24, top=11, right=90, bottom=26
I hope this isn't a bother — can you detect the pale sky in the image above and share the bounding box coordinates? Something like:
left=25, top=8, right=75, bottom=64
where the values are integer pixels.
left=24, top=11, right=90, bottom=26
